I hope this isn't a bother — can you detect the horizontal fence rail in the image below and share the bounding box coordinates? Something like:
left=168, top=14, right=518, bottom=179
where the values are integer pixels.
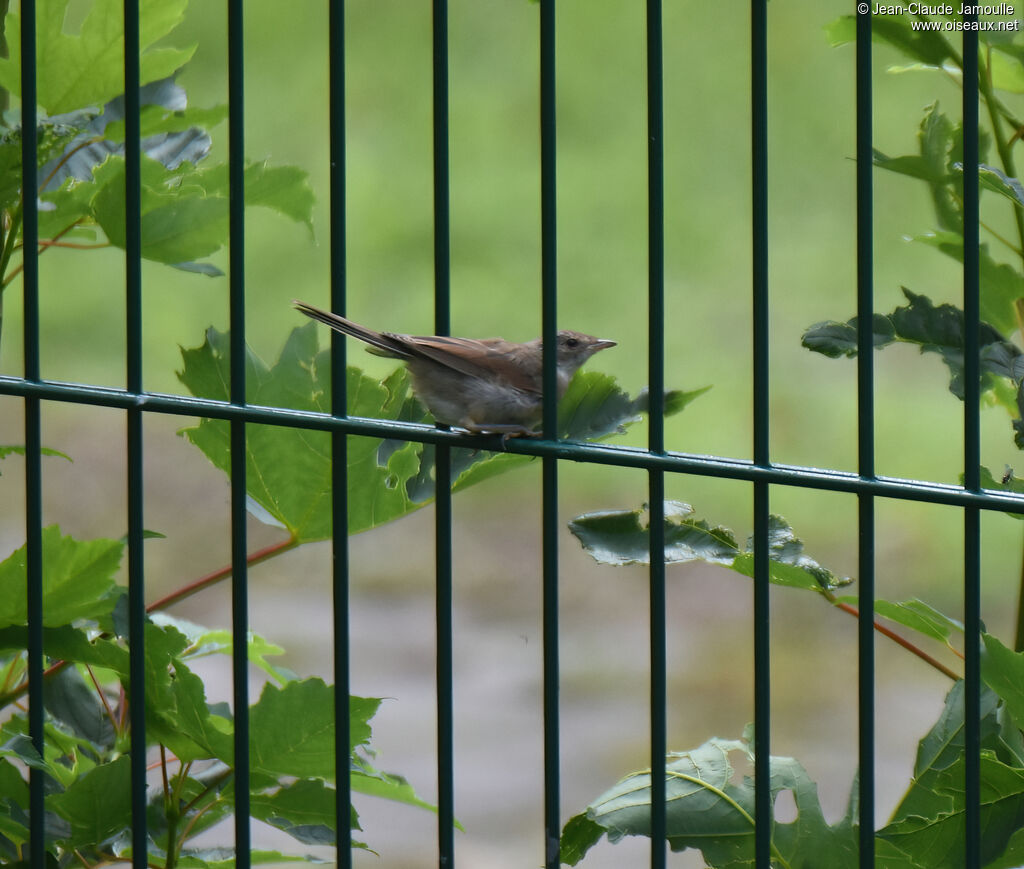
left=0, top=375, right=1020, bottom=514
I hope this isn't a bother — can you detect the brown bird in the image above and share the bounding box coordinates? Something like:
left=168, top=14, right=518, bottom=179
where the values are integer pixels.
left=294, top=300, right=616, bottom=435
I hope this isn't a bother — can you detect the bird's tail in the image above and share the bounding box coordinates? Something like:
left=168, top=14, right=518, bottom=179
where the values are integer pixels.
left=293, top=300, right=410, bottom=359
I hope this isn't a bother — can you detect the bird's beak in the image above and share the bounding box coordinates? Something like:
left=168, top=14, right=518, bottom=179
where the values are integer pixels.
left=592, top=339, right=616, bottom=352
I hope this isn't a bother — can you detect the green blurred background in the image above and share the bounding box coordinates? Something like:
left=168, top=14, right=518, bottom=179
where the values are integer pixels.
left=1, top=1, right=1022, bottom=865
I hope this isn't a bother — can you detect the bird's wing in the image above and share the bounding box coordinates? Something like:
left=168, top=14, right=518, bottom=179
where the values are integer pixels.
left=398, top=335, right=542, bottom=394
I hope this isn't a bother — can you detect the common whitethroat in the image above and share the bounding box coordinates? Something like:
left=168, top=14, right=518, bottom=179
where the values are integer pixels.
left=294, top=300, right=616, bottom=435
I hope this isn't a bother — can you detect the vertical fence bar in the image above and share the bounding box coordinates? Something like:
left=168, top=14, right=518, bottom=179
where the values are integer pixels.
left=539, top=2, right=560, bottom=866
left=227, top=1, right=250, bottom=865
left=327, top=1, right=352, bottom=864
left=19, top=2, right=44, bottom=866
left=854, top=7, right=875, bottom=866
left=432, top=2, right=455, bottom=866
left=750, top=0, right=772, bottom=865
left=645, top=1, right=667, bottom=867
left=123, top=0, right=147, bottom=865
left=961, top=9, right=981, bottom=868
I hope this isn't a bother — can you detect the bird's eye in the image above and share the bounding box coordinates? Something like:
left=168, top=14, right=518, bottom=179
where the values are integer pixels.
left=565, top=336, right=579, bottom=348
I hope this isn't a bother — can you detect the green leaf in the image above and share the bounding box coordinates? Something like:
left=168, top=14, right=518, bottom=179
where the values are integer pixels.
left=44, top=666, right=115, bottom=750
left=437, top=374, right=704, bottom=498
left=986, top=826, right=1024, bottom=869
left=178, top=324, right=421, bottom=540
left=79, top=154, right=313, bottom=269
left=833, top=597, right=963, bottom=646
left=141, top=622, right=189, bottom=723
left=824, top=13, right=956, bottom=67
left=799, top=313, right=896, bottom=358
left=569, top=501, right=851, bottom=593
left=0, top=526, right=122, bottom=629
left=250, top=779, right=354, bottom=846
left=824, top=15, right=856, bottom=48
left=47, top=755, right=132, bottom=848
left=179, top=326, right=695, bottom=540
left=0, top=445, right=71, bottom=462
left=979, top=465, right=1024, bottom=519
left=197, top=161, right=315, bottom=235
left=148, top=613, right=290, bottom=684
left=170, top=849, right=328, bottom=867
left=0, top=756, right=28, bottom=806
left=977, top=163, right=1024, bottom=210
left=102, top=103, right=229, bottom=143
left=560, top=733, right=857, bottom=868
left=879, top=753, right=1024, bottom=868
left=351, top=767, right=441, bottom=817
left=803, top=287, right=1022, bottom=397
left=917, top=103, right=961, bottom=231
left=136, top=623, right=237, bottom=765
left=873, top=149, right=938, bottom=183
left=981, top=633, right=1024, bottom=733
left=989, top=45, right=1024, bottom=93
left=0, top=759, right=29, bottom=846
left=913, top=232, right=1024, bottom=337
left=0, top=0, right=196, bottom=114
left=0, top=116, right=90, bottom=212
left=560, top=814, right=607, bottom=866
left=163, top=662, right=235, bottom=764
left=250, top=679, right=379, bottom=779
left=0, top=625, right=129, bottom=677
left=0, top=732, right=50, bottom=773
left=91, top=155, right=229, bottom=264
left=888, top=680, right=1024, bottom=826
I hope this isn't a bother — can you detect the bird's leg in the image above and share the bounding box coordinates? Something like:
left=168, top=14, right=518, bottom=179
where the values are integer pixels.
left=458, top=421, right=542, bottom=450
left=460, top=422, right=539, bottom=436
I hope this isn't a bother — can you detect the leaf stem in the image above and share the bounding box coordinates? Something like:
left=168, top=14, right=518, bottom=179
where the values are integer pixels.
left=832, top=599, right=960, bottom=680
left=146, top=536, right=300, bottom=613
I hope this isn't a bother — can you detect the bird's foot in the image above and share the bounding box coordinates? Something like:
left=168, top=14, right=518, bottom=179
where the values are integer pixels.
left=459, top=422, right=541, bottom=450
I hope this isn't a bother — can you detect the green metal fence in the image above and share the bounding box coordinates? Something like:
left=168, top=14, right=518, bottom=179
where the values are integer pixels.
left=4, top=1, right=1022, bottom=868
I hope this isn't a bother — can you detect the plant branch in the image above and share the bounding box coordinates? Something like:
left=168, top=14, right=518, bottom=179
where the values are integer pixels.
left=38, top=135, right=102, bottom=193
left=1, top=218, right=94, bottom=288
left=978, top=49, right=1024, bottom=273
left=160, top=744, right=171, bottom=800
left=0, top=201, right=22, bottom=286
left=84, top=663, right=120, bottom=734
left=1016, top=529, right=1024, bottom=652
left=165, top=765, right=180, bottom=869
left=179, top=766, right=232, bottom=817
left=977, top=48, right=1024, bottom=658
left=832, top=600, right=961, bottom=680
left=146, top=536, right=300, bottom=613
left=0, top=535, right=300, bottom=708
left=36, top=239, right=110, bottom=251
left=71, top=848, right=95, bottom=869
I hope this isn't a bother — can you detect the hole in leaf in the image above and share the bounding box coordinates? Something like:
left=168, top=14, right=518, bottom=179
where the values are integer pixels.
left=384, top=474, right=397, bottom=489
left=729, top=750, right=753, bottom=786
left=773, top=788, right=798, bottom=824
